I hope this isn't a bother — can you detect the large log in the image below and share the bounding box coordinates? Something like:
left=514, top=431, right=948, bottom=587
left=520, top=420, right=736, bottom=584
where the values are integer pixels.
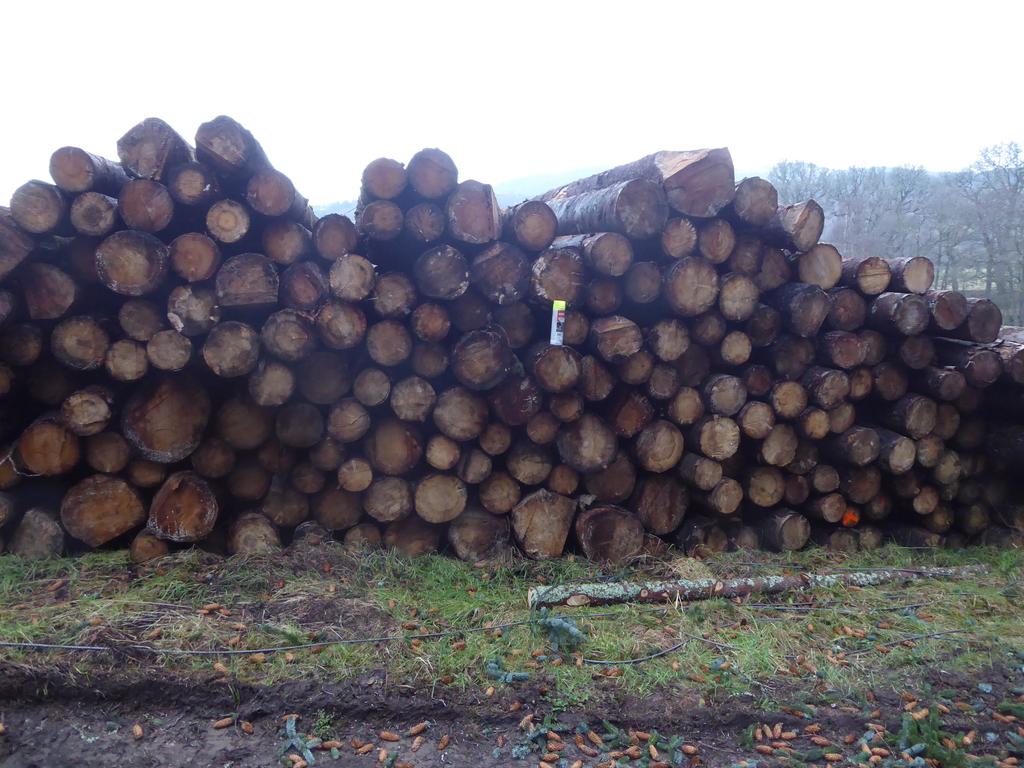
left=575, top=505, right=644, bottom=563
left=544, top=180, right=668, bottom=239
left=502, top=201, right=557, bottom=252
left=61, top=474, right=145, bottom=547
left=556, top=413, right=617, bottom=472
left=50, top=147, right=128, bottom=194
left=765, top=200, right=824, bottom=252
left=759, top=509, right=811, bottom=552
left=448, top=507, right=511, bottom=561
left=664, top=257, right=720, bottom=317
left=888, top=256, right=934, bottom=294
left=510, top=489, right=576, bottom=559
left=148, top=471, right=218, bottom=542
left=118, top=118, right=193, bottom=181
left=541, top=149, right=735, bottom=218
left=122, top=376, right=210, bottom=462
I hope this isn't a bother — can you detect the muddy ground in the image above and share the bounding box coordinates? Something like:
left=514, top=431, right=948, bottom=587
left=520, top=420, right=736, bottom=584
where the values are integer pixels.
left=0, top=661, right=1021, bottom=767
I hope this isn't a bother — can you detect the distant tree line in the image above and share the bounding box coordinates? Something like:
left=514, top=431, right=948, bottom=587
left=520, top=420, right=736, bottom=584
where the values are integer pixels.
left=768, top=143, right=1024, bottom=324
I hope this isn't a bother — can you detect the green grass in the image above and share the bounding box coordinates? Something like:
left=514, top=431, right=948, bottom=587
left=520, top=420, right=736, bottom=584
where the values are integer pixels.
left=0, top=543, right=1020, bottom=710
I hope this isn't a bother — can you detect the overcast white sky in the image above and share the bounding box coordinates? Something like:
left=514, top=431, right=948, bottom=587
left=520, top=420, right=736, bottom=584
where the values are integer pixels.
left=2, top=1, right=1021, bottom=204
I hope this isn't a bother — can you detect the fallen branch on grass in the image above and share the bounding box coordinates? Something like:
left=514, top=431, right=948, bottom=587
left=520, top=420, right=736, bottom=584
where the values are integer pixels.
left=527, top=565, right=987, bottom=608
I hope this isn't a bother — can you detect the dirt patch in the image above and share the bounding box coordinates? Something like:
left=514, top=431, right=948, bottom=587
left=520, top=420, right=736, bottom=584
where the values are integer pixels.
left=258, top=595, right=398, bottom=640
left=0, top=662, right=1020, bottom=768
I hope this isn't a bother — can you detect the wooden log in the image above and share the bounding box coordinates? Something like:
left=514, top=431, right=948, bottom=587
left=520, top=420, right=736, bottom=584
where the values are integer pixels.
left=478, top=470, right=521, bottom=515
left=801, top=366, right=850, bottom=409
left=14, top=413, right=80, bottom=476
left=589, top=316, right=642, bottom=363
left=725, top=176, right=778, bottom=228
left=718, top=272, right=759, bottom=321
left=817, top=330, right=865, bottom=370
left=193, top=115, right=267, bottom=178
left=371, top=272, right=418, bottom=318
left=365, top=320, right=412, bottom=367
left=20, top=262, right=77, bottom=320
left=690, top=477, right=743, bottom=516
left=228, top=512, right=281, bottom=555
left=869, top=292, right=929, bottom=336
left=577, top=451, right=634, bottom=504
left=757, top=423, right=799, bottom=467
left=279, top=260, right=328, bottom=311
left=912, top=366, right=966, bottom=402
left=402, top=201, right=446, bottom=247
left=50, top=147, right=128, bottom=194
left=664, top=257, right=719, bottom=316
left=924, top=290, right=969, bottom=332
left=689, top=414, right=741, bottom=460
left=888, top=256, right=934, bottom=294
left=185, top=437, right=235, bottom=480
left=542, top=149, right=735, bottom=219
left=448, top=507, right=512, bottom=561
left=411, top=341, right=449, bottom=379
left=146, top=470, right=218, bottom=542
left=501, top=201, right=557, bottom=252
left=69, top=191, right=119, bottom=237
left=529, top=246, right=586, bottom=306
left=49, top=316, right=109, bottom=371
left=363, top=475, right=413, bottom=523
left=9, top=508, right=65, bottom=558
left=456, top=446, right=492, bottom=484
left=201, top=321, right=260, bottom=377
left=574, top=505, right=643, bottom=564
left=633, top=419, right=684, bottom=473
left=426, top=387, right=484, bottom=442
left=677, top=452, right=722, bottom=491
left=839, top=255, right=891, bottom=296
left=60, top=387, right=113, bottom=437
left=702, top=373, right=747, bottom=416
left=822, top=426, right=880, bottom=466
left=873, top=428, right=917, bottom=475
left=617, top=349, right=654, bottom=385
left=797, top=243, right=842, bottom=290
left=524, top=343, right=579, bottom=394
left=145, top=328, right=193, bottom=372
left=718, top=330, right=753, bottom=368
left=413, top=473, right=468, bottom=524
left=467, top=241, right=529, bottom=305
left=84, top=432, right=132, bottom=474
left=765, top=200, right=824, bottom=252
left=510, top=489, right=575, bottom=558
left=488, top=303, right=531, bottom=350
left=122, top=375, right=210, bottom=462
left=585, top=276, right=623, bottom=315
left=945, top=297, right=1003, bottom=344
left=646, top=363, right=680, bottom=400
left=826, top=287, right=868, bottom=332
left=94, top=230, right=169, bottom=296
left=166, top=286, right=221, bottom=335
left=406, top=148, right=458, bottom=200
left=659, top=217, right=698, bottom=260
left=872, top=361, right=909, bottom=402
left=11, top=180, right=69, bottom=235
left=313, top=300, right=366, bottom=351
left=452, top=328, right=510, bottom=390
left=117, top=179, right=175, bottom=233
left=745, top=304, right=783, bottom=348
left=756, top=509, right=810, bottom=552
left=166, top=234, right=221, bottom=284
left=755, top=246, right=792, bottom=292
left=312, top=213, right=358, bottom=260
left=116, top=118, right=193, bottom=182
left=769, top=380, right=809, bottom=420
left=166, top=161, right=220, bottom=207
left=859, top=329, right=888, bottom=365
left=446, top=180, right=501, bottom=245
left=767, top=283, right=831, bottom=338
left=606, top=389, right=654, bottom=438
left=881, top=394, right=937, bottom=439
left=737, top=400, right=775, bottom=440
left=295, top=350, right=351, bottom=405
left=545, top=180, right=668, bottom=239
left=0, top=210, right=34, bottom=282
left=60, top=474, right=144, bottom=547
left=744, top=466, right=785, bottom=508
left=697, top=218, right=735, bottom=264
left=895, top=335, right=935, bottom=370
left=488, top=375, right=542, bottom=427
left=556, top=413, right=617, bottom=473
left=383, top=516, right=441, bottom=556
left=130, top=530, right=170, bottom=563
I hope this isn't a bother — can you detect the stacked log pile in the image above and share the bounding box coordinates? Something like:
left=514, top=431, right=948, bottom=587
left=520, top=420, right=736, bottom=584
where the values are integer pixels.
left=0, top=116, right=1022, bottom=565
